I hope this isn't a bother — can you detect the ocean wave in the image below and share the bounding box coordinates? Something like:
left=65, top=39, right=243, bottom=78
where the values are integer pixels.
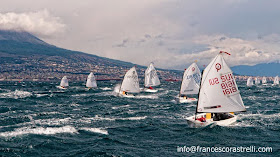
left=0, top=126, right=77, bottom=137
left=35, top=94, right=48, bottom=97
left=83, top=115, right=147, bottom=121
left=80, top=127, right=108, bottom=135
left=135, top=95, right=158, bottom=99
left=33, top=118, right=71, bottom=126
left=0, top=90, right=32, bottom=99
left=112, top=105, right=130, bottom=109
left=101, top=87, right=111, bottom=91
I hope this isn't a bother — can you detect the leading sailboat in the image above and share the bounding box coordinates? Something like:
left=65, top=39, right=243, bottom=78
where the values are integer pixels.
left=178, top=62, right=201, bottom=103
left=86, top=72, right=97, bottom=89
left=144, top=63, right=161, bottom=92
left=186, top=51, right=246, bottom=127
left=118, top=66, right=140, bottom=97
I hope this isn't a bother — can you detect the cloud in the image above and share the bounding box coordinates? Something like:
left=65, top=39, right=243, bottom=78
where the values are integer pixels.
left=0, top=10, right=65, bottom=37
left=1, top=0, right=280, bottom=69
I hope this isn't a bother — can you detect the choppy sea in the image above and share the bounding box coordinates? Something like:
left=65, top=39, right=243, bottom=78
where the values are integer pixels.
left=0, top=81, right=279, bottom=156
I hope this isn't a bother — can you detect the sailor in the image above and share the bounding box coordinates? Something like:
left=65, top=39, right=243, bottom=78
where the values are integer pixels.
left=213, top=113, right=232, bottom=121
left=122, top=91, right=128, bottom=95
left=183, top=96, right=187, bottom=99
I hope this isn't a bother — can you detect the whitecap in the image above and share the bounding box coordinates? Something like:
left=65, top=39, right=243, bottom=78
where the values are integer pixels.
left=0, top=126, right=77, bottom=137
left=135, top=95, right=158, bottom=99
left=83, top=115, right=147, bottom=121
left=101, top=87, right=111, bottom=91
left=0, top=90, right=32, bottom=99
left=80, top=127, right=108, bottom=135
left=112, top=104, right=130, bottom=109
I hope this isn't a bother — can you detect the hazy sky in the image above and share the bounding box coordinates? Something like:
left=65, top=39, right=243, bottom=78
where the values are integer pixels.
left=0, top=0, right=280, bottom=69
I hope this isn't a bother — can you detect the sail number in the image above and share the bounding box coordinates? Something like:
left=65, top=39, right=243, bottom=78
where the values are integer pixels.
left=209, top=73, right=237, bottom=95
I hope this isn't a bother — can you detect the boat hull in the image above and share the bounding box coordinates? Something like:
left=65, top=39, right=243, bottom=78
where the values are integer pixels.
left=178, top=97, right=197, bottom=103
left=186, top=113, right=236, bottom=127
left=118, top=92, right=135, bottom=98
left=143, top=88, right=158, bottom=93
left=57, top=86, right=68, bottom=90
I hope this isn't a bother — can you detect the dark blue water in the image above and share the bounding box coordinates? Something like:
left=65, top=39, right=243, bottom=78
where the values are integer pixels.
left=0, top=81, right=279, bottom=156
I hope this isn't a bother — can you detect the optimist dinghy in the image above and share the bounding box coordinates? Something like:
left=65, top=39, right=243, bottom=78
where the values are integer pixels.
left=144, top=63, right=161, bottom=92
left=118, top=66, right=140, bottom=97
left=86, top=72, right=97, bottom=89
left=255, top=77, right=260, bottom=85
left=177, top=62, right=201, bottom=103
left=186, top=51, right=246, bottom=127
left=246, top=77, right=254, bottom=87
left=262, top=77, right=268, bottom=86
left=273, top=76, right=279, bottom=86
left=57, top=76, right=69, bottom=89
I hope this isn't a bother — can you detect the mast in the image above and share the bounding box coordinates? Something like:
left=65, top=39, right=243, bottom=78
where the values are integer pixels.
left=179, top=68, right=186, bottom=97
left=195, top=69, right=204, bottom=120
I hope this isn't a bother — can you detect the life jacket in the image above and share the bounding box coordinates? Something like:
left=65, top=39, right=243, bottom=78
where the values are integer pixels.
left=148, top=86, right=153, bottom=89
left=197, top=117, right=206, bottom=122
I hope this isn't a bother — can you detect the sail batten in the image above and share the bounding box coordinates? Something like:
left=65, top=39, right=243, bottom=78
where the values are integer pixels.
left=180, top=63, right=201, bottom=95
left=197, top=54, right=246, bottom=113
left=86, top=72, right=97, bottom=88
left=145, top=63, right=160, bottom=87
left=120, top=67, right=140, bottom=93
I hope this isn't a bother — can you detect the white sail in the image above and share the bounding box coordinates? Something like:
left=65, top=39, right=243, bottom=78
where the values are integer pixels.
left=197, top=53, right=246, bottom=113
left=144, top=63, right=160, bottom=87
left=247, top=77, right=254, bottom=87
left=86, top=72, right=97, bottom=88
left=274, top=76, right=279, bottom=85
left=180, top=63, right=201, bottom=95
left=60, top=76, right=69, bottom=87
left=120, top=67, right=140, bottom=93
left=255, top=77, right=260, bottom=85
left=262, top=77, right=267, bottom=84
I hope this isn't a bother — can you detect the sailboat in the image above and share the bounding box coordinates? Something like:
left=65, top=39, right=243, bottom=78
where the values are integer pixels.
left=118, top=66, right=140, bottom=97
left=86, top=72, right=97, bottom=89
left=273, top=76, right=279, bottom=85
left=262, top=77, right=267, bottom=85
left=186, top=51, right=246, bottom=127
left=178, top=62, right=201, bottom=103
left=246, top=77, right=254, bottom=87
left=144, top=63, right=161, bottom=92
left=255, top=77, right=260, bottom=85
left=58, top=76, right=69, bottom=89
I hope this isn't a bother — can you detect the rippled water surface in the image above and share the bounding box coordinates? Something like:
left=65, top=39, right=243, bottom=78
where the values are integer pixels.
left=0, top=81, right=279, bottom=156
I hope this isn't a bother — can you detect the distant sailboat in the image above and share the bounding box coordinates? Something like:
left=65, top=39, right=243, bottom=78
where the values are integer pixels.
left=186, top=51, right=246, bottom=127
left=274, top=76, right=279, bottom=85
left=58, top=76, right=69, bottom=89
left=86, top=72, right=97, bottom=89
left=119, top=66, right=140, bottom=97
left=262, top=77, right=267, bottom=85
left=178, top=62, right=201, bottom=103
left=255, top=77, right=260, bottom=85
left=247, top=77, right=254, bottom=87
left=144, top=63, right=161, bottom=92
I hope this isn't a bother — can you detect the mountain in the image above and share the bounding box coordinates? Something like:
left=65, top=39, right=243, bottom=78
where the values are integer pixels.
left=232, top=62, right=280, bottom=76
left=0, top=30, right=181, bottom=81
